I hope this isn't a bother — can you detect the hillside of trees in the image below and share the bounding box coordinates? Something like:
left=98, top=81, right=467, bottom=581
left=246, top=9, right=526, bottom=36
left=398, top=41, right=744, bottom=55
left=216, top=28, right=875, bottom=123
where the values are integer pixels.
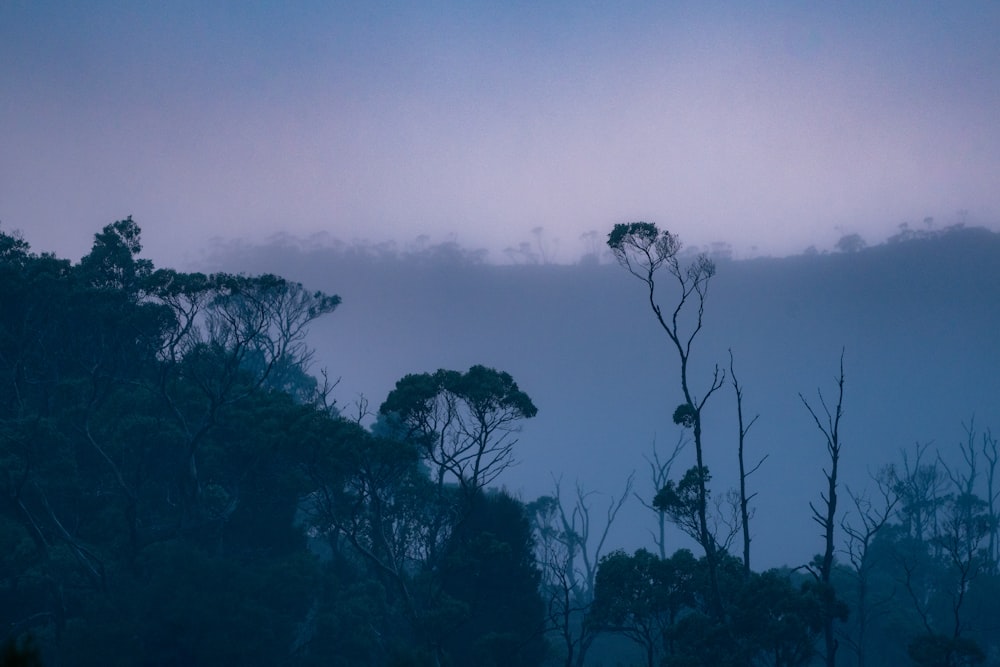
left=2, top=219, right=999, bottom=666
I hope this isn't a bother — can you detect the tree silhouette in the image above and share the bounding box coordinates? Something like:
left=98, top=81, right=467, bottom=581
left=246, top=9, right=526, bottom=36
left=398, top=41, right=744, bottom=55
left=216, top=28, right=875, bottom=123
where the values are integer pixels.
left=607, top=221, right=725, bottom=617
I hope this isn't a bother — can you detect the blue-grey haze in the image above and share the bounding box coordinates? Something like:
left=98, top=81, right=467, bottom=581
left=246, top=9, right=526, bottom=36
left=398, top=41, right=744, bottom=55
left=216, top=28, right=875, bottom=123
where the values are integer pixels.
left=201, top=227, right=1000, bottom=569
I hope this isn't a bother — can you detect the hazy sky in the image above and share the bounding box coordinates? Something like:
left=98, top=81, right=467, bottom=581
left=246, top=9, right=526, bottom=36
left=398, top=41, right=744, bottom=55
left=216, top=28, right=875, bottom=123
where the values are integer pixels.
left=3, top=1, right=999, bottom=264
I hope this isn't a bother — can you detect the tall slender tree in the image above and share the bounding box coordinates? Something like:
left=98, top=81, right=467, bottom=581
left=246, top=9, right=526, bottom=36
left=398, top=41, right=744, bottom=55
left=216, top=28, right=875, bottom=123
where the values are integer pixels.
left=607, top=222, right=725, bottom=617
left=800, top=353, right=848, bottom=667
left=729, top=350, right=765, bottom=578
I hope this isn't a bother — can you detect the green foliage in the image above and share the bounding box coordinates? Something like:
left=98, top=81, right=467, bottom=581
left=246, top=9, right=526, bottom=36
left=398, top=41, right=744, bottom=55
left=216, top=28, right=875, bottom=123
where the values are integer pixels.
left=587, top=548, right=836, bottom=667
left=653, top=467, right=711, bottom=543
left=606, top=222, right=683, bottom=278
left=379, top=365, right=537, bottom=493
left=607, top=222, right=658, bottom=249
left=662, top=612, right=744, bottom=667
left=381, top=366, right=537, bottom=426
left=0, top=227, right=31, bottom=262
left=437, top=490, right=547, bottom=666
left=607, top=222, right=678, bottom=257
left=672, top=403, right=697, bottom=428
left=589, top=548, right=696, bottom=666
left=451, top=364, right=538, bottom=419
left=78, top=216, right=153, bottom=292
left=731, top=572, right=828, bottom=667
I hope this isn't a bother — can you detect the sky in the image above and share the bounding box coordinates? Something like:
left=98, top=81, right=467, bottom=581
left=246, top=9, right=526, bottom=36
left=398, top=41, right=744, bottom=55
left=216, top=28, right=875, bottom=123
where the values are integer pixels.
left=3, top=1, right=1000, bottom=265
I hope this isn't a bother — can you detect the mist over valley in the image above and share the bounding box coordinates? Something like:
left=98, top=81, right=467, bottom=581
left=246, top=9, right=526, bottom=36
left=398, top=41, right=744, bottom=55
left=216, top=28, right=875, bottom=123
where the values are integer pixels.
left=202, top=224, right=1000, bottom=570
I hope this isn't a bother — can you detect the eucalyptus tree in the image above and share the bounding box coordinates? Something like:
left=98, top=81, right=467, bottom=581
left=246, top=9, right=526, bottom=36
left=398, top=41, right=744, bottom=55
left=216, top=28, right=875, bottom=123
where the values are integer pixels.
left=589, top=548, right=690, bottom=667
left=379, top=365, right=537, bottom=498
left=607, top=222, right=725, bottom=616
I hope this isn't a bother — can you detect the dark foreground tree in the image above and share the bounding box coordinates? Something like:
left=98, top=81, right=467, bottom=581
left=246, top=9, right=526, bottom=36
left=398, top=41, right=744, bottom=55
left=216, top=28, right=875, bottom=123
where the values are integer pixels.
left=435, top=490, right=547, bottom=666
left=589, top=548, right=696, bottom=667
left=0, top=221, right=346, bottom=665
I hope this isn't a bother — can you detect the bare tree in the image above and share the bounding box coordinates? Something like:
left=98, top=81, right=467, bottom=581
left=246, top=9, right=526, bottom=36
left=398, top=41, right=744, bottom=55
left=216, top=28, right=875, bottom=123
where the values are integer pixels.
left=939, top=420, right=980, bottom=501
left=840, top=467, right=900, bottom=667
left=900, top=476, right=991, bottom=667
left=634, top=434, right=686, bottom=559
left=531, top=499, right=597, bottom=667
left=938, top=420, right=1000, bottom=572
left=800, top=353, right=847, bottom=667
left=730, top=349, right=766, bottom=577
left=895, top=442, right=950, bottom=549
left=937, top=493, right=990, bottom=647
left=530, top=473, right=634, bottom=667
left=981, top=428, right=1000, bottom=572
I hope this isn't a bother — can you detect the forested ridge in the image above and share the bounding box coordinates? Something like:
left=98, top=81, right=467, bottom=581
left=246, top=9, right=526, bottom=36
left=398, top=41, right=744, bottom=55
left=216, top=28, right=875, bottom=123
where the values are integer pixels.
left=1, top=220, right=998, bottom=666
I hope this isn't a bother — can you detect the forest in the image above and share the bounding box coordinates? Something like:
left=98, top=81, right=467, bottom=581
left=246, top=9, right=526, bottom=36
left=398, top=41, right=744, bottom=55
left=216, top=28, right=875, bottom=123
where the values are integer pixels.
left=1, top=218, right=999, bottom=666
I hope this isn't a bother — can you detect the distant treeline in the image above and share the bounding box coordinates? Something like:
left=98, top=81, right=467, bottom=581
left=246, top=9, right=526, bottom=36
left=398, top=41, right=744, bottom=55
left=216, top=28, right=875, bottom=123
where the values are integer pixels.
left=203, top=219, right=998, bottom=268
